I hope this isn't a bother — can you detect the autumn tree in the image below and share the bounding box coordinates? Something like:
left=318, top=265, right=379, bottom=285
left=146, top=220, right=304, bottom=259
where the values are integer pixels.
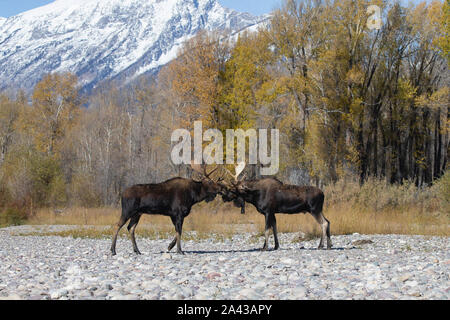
left=26, top=73, right=81, bottom=156
left=162, top=31, right=231, bottom=129
left=0, top=94, right=21, bottom=166
left=1, top=0, right=448, bottom=209
left=438, top=0, right=450, bottom=65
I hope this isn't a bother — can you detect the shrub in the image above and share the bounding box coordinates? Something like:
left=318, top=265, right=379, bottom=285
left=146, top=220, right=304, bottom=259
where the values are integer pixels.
left=324, top=175, right=441, bottom=212
left=432, top=169, right=450, bottom=212
left=0, top=207, right=28, bottom=227
left=29, top=153, right=67, bottom=207
left=69, top=173, right=102, bottom=207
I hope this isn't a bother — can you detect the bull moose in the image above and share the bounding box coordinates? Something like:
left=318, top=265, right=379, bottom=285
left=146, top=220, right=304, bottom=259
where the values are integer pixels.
left=110, top=165, right=223, bottom=255
left=222, top=163, right=331, bottom=250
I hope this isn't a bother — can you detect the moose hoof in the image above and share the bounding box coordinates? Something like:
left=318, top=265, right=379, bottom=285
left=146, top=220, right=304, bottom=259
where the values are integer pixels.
left=260, top=247, right=268, bottom=252
left=168, top=242, right=176, bottom=252
left=177, top=250, right=185, bottom=255
left=134, top=250, right=142, bottom=255
left=274, top=245, right=280, bottom=250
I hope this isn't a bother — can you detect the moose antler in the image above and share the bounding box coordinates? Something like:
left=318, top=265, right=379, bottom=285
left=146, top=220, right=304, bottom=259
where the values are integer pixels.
left=225, top=161, right=246, bottom=183
left=191, top=163, right=219, bottom=181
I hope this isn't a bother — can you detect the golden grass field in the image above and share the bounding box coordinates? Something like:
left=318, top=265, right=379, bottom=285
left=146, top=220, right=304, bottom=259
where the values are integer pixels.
left=7, top=177, right=449, bottom=239
left=26, top=201, right=449, bottom=240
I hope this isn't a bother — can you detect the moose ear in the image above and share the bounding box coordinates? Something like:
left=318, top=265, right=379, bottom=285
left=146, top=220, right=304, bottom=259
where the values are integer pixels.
left=192, top=174, right=203, bottom=183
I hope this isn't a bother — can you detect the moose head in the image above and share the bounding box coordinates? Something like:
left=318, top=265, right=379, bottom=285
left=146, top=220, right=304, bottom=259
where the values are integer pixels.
left=190, top=163, right=224, bottom=203
left=221, top=161, right=248, bottom=214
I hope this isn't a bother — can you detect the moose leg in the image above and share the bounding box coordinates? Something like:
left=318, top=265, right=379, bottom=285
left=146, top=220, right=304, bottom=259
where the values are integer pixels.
left=111, top=215, right=129, bottom=256
left=168, top=237, right=177, bottom=252
left=261, top=214, right=272, bottom=251
left=313, top=212, right=331, bottom=250
left=170, top=216, right=185, bottom=255
left=167, top=216, right=178, bottom=251
left=167, top=215, right=178, bottom=251
left=272, top=216, right=280, bottom=250
left=175, top=219, right=185, bottom=255
left=324, top=214, right=332, bottom=249
left=127, top=214, right=142, bottom=255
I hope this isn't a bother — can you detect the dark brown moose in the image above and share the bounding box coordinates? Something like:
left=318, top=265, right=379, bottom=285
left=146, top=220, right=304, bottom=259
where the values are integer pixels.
left=111, top=165, right=223, bottom=255
left=222, top=163, right=331, bottom=251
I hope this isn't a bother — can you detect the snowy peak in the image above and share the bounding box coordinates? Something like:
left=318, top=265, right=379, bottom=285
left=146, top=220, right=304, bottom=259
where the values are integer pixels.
left=0, top=0, right=264, bottom=92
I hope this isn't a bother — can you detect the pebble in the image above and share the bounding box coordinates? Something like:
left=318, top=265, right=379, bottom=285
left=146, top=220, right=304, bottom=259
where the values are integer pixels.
left=399, top=274, right=412, bottom=282
left=50, top=289, right=68, bottom=299
left=238, top=288, right=260, bottom=299
left=405, top=280, right=418, bottom=287
left=161, top=253, right=172, bottom=260
left=206, top=272, right=222, bottom=280
left=0, top=225, right=448, bottom=300
left=290, top=286, right=307, bottom=298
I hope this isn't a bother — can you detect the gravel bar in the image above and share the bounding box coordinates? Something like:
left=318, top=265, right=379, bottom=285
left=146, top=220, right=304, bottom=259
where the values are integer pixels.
left=0, top=225, right=448, bottom=300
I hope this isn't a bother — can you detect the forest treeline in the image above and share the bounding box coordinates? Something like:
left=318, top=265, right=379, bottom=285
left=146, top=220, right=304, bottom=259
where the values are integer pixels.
left=0, top=0, right=448, bottom=212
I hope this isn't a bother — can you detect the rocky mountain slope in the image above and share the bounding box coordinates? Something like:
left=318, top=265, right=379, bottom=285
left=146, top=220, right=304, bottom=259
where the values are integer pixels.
left=0, top=0, right=265, bottom=92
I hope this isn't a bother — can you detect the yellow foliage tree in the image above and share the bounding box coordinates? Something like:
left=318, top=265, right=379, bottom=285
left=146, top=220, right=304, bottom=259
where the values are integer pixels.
left=163, top=31, right=231, bottom=129
left=25, top=73, right=81, bottom=157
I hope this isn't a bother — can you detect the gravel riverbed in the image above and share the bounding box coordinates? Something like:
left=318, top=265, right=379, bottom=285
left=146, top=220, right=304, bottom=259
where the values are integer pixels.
left=0, top=225, right=448, bottom=300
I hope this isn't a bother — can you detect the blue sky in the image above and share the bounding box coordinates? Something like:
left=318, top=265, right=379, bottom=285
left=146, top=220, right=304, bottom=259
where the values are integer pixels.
left=0, top=0, right=52, bottom=17
left=0, top=0, right=282, bottom=18
left=220, top=0, right=282, bottom=15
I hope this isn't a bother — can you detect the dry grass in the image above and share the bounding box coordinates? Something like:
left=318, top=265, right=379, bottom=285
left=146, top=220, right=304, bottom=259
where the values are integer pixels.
left=26, top=193, right=449, bottom=240
left=21, top=175, right=450, bottom=239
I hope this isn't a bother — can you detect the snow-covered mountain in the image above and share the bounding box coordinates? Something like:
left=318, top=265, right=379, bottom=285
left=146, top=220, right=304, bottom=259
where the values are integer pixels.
left=0, top=0, right=265, bottom=92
